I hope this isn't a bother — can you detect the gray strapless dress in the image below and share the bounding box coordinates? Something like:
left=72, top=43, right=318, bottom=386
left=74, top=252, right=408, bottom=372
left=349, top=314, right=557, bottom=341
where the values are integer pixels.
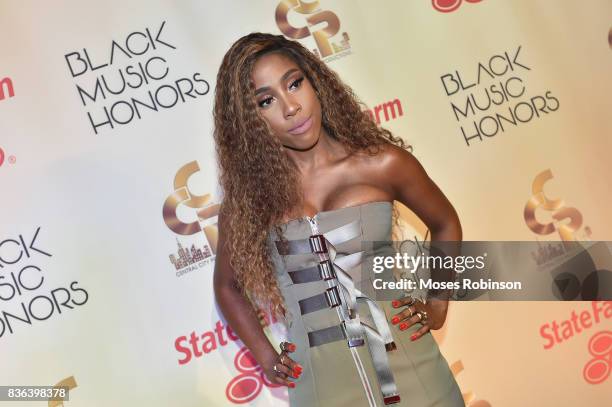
left=267, top=201, right=465, bottom=407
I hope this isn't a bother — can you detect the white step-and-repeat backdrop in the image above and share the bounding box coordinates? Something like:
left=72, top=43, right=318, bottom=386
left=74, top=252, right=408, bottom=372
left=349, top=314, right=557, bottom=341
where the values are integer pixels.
left=1, top=1, right=611, bottom=406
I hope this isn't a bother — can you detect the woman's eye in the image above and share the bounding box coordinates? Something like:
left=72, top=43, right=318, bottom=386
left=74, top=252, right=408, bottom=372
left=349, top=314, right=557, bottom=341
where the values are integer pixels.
left=289, top=77, right=304, bottom=90
left=258, top=97, right=273, bottom=108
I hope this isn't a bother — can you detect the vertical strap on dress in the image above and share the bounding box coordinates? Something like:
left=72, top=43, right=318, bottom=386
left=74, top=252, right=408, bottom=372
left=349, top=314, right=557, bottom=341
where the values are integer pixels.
left=275, top=217, right=400, bottom=404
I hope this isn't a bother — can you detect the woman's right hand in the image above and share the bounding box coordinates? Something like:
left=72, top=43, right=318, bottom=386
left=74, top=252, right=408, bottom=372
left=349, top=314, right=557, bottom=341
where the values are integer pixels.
left=260, top=341, right=303, bottom=388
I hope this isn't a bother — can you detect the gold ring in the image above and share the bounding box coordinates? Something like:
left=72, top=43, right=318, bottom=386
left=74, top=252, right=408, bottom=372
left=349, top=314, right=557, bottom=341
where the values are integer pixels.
left=416, top=310, right=428, bottom=324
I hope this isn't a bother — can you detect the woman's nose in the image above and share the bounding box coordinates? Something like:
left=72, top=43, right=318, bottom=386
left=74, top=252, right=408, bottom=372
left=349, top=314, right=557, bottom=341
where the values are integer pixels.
left=284, top=97, right=301, bottom=118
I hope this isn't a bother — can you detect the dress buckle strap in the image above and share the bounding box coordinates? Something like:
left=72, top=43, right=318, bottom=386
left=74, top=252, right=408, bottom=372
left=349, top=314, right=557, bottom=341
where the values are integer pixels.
left=309, top=234, right=328, bottom=254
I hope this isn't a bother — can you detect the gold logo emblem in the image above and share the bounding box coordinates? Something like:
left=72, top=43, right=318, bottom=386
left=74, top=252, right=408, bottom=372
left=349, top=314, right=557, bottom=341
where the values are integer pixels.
left=275, top=0, right=350, bottom=59
left=162, top=161, right=219, bottom=254
left=524, top=169, right=583, bottom=243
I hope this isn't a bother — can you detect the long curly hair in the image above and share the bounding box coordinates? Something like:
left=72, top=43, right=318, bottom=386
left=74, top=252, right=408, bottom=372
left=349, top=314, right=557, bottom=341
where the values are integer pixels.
left=213, top=33, right=411, bottom=318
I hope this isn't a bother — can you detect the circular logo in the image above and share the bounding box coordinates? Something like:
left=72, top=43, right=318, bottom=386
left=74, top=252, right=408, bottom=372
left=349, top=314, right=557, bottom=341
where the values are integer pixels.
left=432, top=0, right=482, bottom=13
left=226, top=374, right=262, bottom=404
left=226, top=347, right=281, bottom=404
left=583, top=330, right=612, bottom=384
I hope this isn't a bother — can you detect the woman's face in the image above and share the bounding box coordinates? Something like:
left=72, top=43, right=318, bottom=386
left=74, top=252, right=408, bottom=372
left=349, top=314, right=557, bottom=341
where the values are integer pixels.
left=251, top=52, right=323, bottom=150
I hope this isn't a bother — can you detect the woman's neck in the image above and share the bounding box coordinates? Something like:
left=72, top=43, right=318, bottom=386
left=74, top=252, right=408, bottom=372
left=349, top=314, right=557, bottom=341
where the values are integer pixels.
left=285, top=129, right=348, bottom=175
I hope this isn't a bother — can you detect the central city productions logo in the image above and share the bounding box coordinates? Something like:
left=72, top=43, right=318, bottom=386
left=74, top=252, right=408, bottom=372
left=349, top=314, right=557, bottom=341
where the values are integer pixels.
left=275, top=0, right=351, bottom=61
left=162, top=161, right=219, bottom=277
left=524, top=169, right=587, bottom=245
left=432, top=0, right=483, bottom=13
left=48, top=376, right=77, bottom=407
left=523, top=169, right=612, bottom=301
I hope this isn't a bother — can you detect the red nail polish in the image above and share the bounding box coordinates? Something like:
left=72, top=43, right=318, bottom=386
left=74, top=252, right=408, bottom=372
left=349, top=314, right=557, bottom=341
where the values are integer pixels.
left=287, top=343, right=296, bottom=352
left=410, top=334, right=417, bottom=341
left=399, top=323, right=407, bottom=330
left=392, top=300, right=400, bottom=308
left=288, top=382, right=296, bottom=388
left=294, top=366, right=302, bottom=374
left=391, top=316, right=400, bottom=324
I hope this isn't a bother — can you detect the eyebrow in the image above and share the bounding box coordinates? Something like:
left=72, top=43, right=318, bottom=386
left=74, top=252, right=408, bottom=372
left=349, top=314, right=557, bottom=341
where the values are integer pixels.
left=254, top=68, right=300, bottom=96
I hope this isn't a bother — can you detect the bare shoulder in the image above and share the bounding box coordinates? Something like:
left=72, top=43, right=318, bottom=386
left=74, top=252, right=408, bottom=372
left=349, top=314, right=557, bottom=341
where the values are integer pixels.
left=380, top=142, right=417, bottom=167
left=357, top=142, right=425, bottom=183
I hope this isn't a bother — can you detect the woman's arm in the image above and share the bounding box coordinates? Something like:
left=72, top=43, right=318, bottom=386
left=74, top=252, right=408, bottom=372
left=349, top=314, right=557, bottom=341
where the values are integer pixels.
left=380, top=144, right=462, bottom=338
left=213, top=208, right=299, bottom=385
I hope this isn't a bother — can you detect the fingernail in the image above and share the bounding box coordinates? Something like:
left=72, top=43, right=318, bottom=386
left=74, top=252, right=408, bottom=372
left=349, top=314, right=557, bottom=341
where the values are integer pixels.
left=292, top=372, right=299, bottom=379
left=392, top=300, right=400, bottom=308
left=287, top=343, right=296, bottom=352
left=294, top=366, right=303, bottom=374
left=288, top=382, right=296, bottom=388
left=399, top=323, right=407, bottom=331
left=391, top=316, right=400, bottom=324
left=410, top=334, right=417, bottom=341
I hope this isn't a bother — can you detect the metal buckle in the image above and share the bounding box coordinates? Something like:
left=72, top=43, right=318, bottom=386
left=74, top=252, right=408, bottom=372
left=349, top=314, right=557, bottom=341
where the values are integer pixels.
left=383, top=395, right=401, bottom=405
left=324, top=286, right=341, bottom=308
left=318, top=260, right=336, bottom=280
left=347, top=337, right=365, bottom=347
left=385, top=342, right=397, bottom=352
left=309, top=234, right=328, bottom=254
left=341, top=321, right=365, bottom=347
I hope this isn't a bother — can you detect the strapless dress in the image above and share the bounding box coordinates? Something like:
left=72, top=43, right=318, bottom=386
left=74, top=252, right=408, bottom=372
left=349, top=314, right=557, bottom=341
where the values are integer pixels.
left=266, top=201, right=465, bottom=407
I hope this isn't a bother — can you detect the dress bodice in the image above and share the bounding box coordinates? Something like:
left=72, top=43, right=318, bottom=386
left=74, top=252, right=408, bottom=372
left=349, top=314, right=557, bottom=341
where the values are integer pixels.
left=266, top=201, right=402, bottom=404
left=264, top=200, right=463, bottom=406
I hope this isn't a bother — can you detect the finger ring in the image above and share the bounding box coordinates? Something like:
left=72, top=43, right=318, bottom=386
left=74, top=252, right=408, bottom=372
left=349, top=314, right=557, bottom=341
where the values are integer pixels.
left=408, top=306, right=415, bottom=317
left=279, top=354, right=287, bottom=365
left=280, top=341, right=295, bottom=352
left=416, top=310, right=428, bottom=324
left=273, top=364, right=281, bottom=374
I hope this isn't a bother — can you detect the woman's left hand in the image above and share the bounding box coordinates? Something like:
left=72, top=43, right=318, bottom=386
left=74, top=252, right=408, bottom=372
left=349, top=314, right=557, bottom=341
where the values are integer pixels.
left=390, top=296, right=449, bottom=341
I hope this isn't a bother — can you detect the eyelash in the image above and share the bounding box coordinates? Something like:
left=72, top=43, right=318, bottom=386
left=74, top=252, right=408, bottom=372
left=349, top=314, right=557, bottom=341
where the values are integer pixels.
left=258, top=77, right=305, bottom=108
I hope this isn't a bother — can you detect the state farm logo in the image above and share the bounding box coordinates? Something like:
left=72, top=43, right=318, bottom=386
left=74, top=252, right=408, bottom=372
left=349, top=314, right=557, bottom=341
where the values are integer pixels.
left=0, top=77, right=15, bottom=101
left=363, top=98, right=404, bottom=125
left=162, top=161, right=219, bottom=277
left=0, top=147, right=17, bottom=168
left=175, top=310, right=280, bottom=403
left=540, top=302, right=611, bottom=350
left=275, top=0, right=351, bottom=62
left=583, top=330, right=612, bottom=384
left=226, top=347, right=282, bottom=404
left=0, top=147, right=17, bottom=167
left=432, top=0, right=482, bottom=13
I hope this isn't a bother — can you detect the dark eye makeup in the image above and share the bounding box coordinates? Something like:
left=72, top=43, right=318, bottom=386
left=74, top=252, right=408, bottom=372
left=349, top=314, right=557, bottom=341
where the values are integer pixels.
left=257, top=76, right=305, bottom=108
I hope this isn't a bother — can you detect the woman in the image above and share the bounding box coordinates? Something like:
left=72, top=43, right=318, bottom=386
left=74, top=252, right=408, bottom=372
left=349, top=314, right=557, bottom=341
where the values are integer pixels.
left=213, top=33, right=464, bottom=406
